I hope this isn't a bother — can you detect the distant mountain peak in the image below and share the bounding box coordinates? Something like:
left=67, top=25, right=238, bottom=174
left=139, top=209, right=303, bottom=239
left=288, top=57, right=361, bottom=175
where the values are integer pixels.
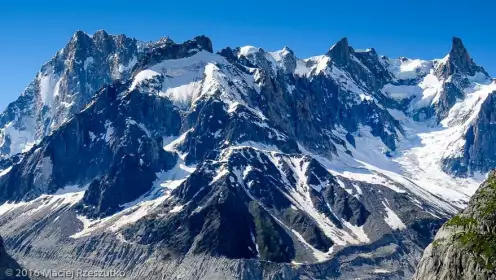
left=436, top=36, right=489, bottom=78
left=72, top=29, right=90, bottom=39
left=157, top=36, right=171, bottom=43
left=93, top=29, right=110, bottom=38
left=326, top=37, right=352, bottom=64
left=281, top=46, right=293, bottom=53
left=449, top=36, right=474, bottom=71
left=69, top=30, right=92, bottom=46
left=330, top=37, right=349, bottom=50
left=191, top=35, right=213, bottom=53
left=451, top=36, right=466, bottom=53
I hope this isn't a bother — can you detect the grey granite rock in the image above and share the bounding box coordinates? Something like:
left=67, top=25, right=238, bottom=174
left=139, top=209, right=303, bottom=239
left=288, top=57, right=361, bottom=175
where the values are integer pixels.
left=414, top=171, right=496, bottom=280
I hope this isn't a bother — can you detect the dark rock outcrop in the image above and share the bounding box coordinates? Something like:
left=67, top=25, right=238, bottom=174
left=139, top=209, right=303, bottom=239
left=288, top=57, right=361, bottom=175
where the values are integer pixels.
left=326, top=37, right=389, bottom=91
left=0, top=82, right=180, bottom=217
left=0, top=236, right=28, bottom=280
left=436, top=37, right=489, bottom=79
left=132, top=35, right=213, bottom=73
left=432, top=37, right=491, bottom=121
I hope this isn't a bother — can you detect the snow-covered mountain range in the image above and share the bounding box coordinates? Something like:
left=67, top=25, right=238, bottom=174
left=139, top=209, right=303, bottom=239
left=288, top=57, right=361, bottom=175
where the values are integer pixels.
left=0, top=30, right=495, bottom=279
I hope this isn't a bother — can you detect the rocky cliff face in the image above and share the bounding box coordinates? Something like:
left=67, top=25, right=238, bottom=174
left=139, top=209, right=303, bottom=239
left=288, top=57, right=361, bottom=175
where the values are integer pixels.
left=443, top=90, right=496, bottom=176
left=0, top=30, right=191, bottom=158
left=0, top=30, right=494, bottom=280
left=435, top=37, right=489, bottom=80
left=0, top=30, right=142, bottom=157
left=414, top=171, right=496, bottom=280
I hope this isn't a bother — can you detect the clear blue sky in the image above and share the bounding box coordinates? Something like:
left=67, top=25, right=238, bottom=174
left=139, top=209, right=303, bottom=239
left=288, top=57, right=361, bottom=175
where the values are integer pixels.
left=1, top=0, right=495, bottom=110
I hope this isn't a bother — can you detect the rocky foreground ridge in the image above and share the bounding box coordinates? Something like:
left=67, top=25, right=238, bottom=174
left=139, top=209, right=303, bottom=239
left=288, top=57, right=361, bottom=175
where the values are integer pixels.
left=414, top=171, right=496, bottom=280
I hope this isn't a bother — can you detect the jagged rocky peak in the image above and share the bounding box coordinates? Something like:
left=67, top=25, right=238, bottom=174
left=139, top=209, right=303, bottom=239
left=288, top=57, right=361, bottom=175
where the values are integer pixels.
left=326, top=37, right=352, bottom=65
left=60, top=29, right=139, bottom=74
left=50, top=29, right=140, bottom=83
left=192, top=35, right=213, bottom=53
left=92, top=29, right=112, bottom=43
left=154, top=36, right=172, bottom=47
left=71, top=29, right=92, bottom=41
left=422, top=37, right=493, bottom=122
left=0, top=29, right=146, bottom=158
left=60, top=30, right=93, bottom=63
left=66, top=29, right=124, bottom=53
left=220, top=45, right=293, bottom=75
left=280, top=45, right=292, bottom=54
left=268, top=46, right=297, bottom=73
left=43, top=29, right=140, bottom=109
left=274, top=46, right=296, bottom=59
left=325, top=37, right=391, bottom=91
left=355, top=47, right=393, bottom=82
left=436, top=36, right=489, bottom=79
left=93, top=29, right=136, bottom=54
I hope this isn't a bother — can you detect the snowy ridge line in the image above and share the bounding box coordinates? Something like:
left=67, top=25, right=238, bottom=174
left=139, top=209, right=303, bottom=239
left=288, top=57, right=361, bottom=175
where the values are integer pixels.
left=221, top=138, right=460, bottom=217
